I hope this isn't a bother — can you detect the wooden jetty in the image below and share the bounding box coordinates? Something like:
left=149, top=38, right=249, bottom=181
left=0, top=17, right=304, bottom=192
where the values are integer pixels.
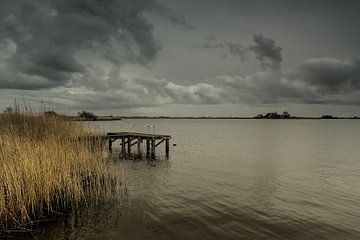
left=107, top=132, right=171, bottom=157
left=73, top=132, right=171, bottom=158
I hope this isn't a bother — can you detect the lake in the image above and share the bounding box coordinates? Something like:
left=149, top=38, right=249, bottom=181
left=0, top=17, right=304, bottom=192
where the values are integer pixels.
left=32, top=119, right=360, bottom=240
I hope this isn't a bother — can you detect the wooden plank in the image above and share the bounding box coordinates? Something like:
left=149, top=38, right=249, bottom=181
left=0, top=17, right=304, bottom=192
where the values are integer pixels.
left=107, top=132, right=171, bottom=139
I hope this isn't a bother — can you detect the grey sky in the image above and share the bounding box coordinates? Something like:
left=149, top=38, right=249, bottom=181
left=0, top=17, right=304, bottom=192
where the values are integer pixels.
left=0, top=0, right=360, bottom=116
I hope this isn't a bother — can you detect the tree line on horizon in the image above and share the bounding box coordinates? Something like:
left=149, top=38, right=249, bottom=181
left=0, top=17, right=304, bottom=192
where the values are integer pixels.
left=1, top=107, right=359, bottom=119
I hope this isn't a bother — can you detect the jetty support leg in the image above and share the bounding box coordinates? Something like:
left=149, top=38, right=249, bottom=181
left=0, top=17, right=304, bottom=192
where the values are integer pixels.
left=165, top=139, right=169, bottom=156
left=121, top=137, right=125, bottom=154
left=108, top=139, right=113, bottom=153
left=146, top=139, right=150, bottom=156
left=137, top=137, right=142, bottom=156
left=151, top=139, right=155, bottom=158
left=127, top=137, right=132, bottom=155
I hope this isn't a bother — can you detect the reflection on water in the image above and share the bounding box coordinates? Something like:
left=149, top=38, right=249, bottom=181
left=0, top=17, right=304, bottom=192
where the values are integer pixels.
left=26, top=120, right=360, bottom=239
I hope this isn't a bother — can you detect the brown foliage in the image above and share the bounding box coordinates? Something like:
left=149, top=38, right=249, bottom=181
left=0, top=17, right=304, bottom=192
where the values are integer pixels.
left=0, top=113, right=120, bottom=229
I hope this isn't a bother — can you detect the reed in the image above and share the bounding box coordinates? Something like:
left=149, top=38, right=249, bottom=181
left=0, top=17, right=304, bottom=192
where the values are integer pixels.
left=0, top=112, right=120, bottom=230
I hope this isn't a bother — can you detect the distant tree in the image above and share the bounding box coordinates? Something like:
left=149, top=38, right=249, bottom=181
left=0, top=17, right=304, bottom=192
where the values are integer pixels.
left=78, top=111, right=96, bottom=120
left=264, top=112, right=281, bottom=119
left=281, top=111, right=291, bottom=119
left=44, top=111, right=57, bottom=116
left=4, top=107, right=13, bottom=113
left=321, top=115, right=335, bottom=119
left=254, top=114, right=264, bottom=119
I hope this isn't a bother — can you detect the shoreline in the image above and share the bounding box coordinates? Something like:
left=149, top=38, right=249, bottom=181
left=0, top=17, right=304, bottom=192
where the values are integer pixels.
left=68, top=116, right=360, bottom=121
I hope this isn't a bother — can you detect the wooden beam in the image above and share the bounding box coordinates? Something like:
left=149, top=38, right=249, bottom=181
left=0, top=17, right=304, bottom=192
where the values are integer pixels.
left=155, top=139, right=166, bottom=147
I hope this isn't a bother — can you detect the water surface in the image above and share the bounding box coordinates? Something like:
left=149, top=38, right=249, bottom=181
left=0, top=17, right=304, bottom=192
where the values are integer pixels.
left=33, top=119, right=360, bottom=240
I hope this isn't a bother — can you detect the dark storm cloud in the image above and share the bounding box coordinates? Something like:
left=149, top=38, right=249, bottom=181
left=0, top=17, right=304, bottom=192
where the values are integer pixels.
left=1, top=0, right=360, bottom=111
left=2, top=57, right=360, bottom=110
left=201, top=34, right=358, bottom=105
left=290, top=58, right=360, bottom=94
left=249, top=34, right=283, bottom=70
left=214, top=58, right=360, bottom=106
left=202, top=36, right=360, bottom=106
left=149, top=1, right=195, bottom=30
left=200, top=32, right=360, bottom=105
left=216, top=71, right=313, bottom=105
left=0, top=0, right=187, bottom=89
left=203, top=34, right=281, bottom=67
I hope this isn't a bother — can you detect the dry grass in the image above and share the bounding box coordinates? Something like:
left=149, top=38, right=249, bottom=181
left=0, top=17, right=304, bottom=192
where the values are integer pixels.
left=0, top=113, right=120, bottom=230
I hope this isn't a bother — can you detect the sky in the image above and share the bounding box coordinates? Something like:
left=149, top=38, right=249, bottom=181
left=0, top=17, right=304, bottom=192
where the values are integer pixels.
left=0, top=0, right=360, bottom=117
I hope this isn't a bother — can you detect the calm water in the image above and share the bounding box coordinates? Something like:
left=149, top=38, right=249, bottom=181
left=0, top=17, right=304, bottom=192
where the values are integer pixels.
left=33, top=119, right=360, bottom=240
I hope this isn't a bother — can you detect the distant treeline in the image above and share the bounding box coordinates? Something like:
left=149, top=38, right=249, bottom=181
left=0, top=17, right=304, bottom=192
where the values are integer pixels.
left=2, top=108, right=359, bottom=120
left=254, top=112, right=359, bottom=119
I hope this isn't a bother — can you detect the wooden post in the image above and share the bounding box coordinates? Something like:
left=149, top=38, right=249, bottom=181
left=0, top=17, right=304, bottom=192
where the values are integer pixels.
left=108, top=139, right=113, bottom=153
left=146, top=139, right=150, bottom=156
left=137, top=137, right=142, bottom=155
left=127, top=137, right=131, bottom=155
left=121, top=137, right=125, bottom=154
left=151, top=139, right=155, bottom=158
left=165, top=139, right=169, bottom=156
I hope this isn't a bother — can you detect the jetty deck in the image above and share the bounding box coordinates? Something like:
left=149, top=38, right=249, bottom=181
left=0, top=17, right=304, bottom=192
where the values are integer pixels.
left=107, top=132, right=171, bottom=157
left=75, top=132, right=171, bottom=158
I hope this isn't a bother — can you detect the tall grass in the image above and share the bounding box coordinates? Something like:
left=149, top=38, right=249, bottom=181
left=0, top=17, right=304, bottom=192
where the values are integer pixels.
left=0, top=113, right=120, bottom=230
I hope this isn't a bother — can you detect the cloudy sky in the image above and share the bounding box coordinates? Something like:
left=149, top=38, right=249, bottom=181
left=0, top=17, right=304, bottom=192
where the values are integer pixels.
left=1, top=0, right=360, bottom=117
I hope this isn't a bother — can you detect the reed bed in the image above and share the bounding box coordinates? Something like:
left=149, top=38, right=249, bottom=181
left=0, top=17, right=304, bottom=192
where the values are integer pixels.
left=0, top=113, right=120, bottom=230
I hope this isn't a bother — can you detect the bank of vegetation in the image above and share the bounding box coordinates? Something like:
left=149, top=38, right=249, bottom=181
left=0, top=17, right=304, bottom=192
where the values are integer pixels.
left=0, top=112, right=120, bottom=231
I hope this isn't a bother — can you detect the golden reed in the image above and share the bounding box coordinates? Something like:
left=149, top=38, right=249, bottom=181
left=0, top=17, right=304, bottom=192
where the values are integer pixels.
left=0, top=113, right=120, bottom=230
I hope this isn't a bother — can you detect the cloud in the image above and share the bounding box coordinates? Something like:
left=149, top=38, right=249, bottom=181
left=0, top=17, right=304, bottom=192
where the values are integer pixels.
left=0, top=0, right=188, bottom=90
left=1, top=0, right=359, bottom=111
left=203, top=41, right=248, bottom=60
left=225, top=42, right=248, bottom=60
left=148, top=1, right=195, bottom=30
left=216, top=70, right=312, bottom=104
left=133, top=78, right=227, bottom=104
left=214, top=58, right=360, bottom=106
left=249, top=34, right=283, bottom=70
left=0, top=77, right=227, bottom=111
left=200, top=36, right=359, bottom=106
left=202, top=37, right=360, bottom=106
left=290, top=58, right=360, bottom=94
left=2, top=57, right=360, bottom=111
left=203, top=34, right=281, bottom=67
